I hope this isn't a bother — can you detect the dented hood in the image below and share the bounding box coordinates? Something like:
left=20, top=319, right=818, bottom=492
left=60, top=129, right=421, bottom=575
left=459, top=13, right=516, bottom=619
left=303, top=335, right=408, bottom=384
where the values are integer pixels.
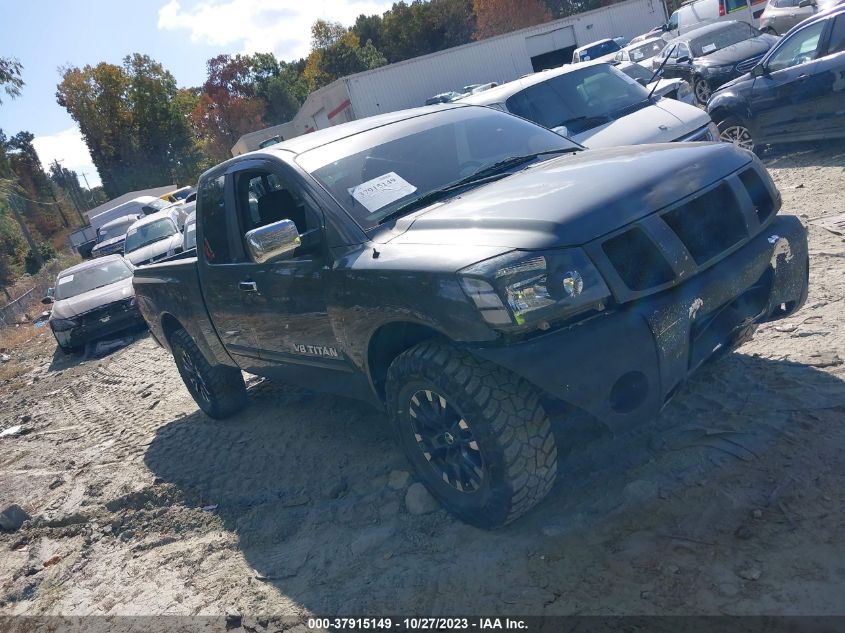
left=50, top=276, right=134, bottom=320
left=382, top=142, right=752, bottom=249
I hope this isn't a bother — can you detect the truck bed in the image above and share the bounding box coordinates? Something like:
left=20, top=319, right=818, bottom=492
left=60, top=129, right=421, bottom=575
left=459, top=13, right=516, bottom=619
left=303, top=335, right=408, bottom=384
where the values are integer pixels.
left=131, top=255, right=234, bottom=367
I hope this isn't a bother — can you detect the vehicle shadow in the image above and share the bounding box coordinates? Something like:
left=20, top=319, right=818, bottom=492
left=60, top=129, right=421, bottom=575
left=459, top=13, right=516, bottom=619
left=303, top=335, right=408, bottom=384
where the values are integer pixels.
left=761, top=137, right=845, bottom=169
left=143, top=351, right=845, bottom=615
left=47, top=327, right=149, bottom=372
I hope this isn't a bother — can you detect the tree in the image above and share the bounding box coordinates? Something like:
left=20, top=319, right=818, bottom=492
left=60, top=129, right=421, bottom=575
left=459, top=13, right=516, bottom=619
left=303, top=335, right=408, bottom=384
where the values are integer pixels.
left=57, top=55, right=206, bottom=196
left=303, top=26, right=386, bottom=91
left=473, top=0, right=551, bottom=39
left=0, top=57, right=24, bottom=105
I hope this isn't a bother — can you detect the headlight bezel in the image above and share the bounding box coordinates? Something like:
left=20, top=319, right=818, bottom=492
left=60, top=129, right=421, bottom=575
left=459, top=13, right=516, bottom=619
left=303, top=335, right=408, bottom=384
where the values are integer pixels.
left=459, top=248, right=611, bottom=331
left=50, top=317, right=78, bottom=332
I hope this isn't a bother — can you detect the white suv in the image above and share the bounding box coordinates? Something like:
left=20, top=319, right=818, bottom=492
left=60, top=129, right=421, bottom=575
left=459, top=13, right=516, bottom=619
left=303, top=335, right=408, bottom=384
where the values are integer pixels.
left=459, top=61, right=719, bottom=148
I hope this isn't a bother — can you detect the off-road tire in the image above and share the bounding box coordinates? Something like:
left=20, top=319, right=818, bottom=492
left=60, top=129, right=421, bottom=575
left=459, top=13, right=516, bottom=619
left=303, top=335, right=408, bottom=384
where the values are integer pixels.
left=386, top=341, right=557, bottom=528
left=169, top=328, right=247, bottom=419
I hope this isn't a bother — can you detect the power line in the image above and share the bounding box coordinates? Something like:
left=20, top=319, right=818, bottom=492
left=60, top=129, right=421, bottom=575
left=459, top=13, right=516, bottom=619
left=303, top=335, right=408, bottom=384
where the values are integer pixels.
left=0, top=184, right=67, bottom=206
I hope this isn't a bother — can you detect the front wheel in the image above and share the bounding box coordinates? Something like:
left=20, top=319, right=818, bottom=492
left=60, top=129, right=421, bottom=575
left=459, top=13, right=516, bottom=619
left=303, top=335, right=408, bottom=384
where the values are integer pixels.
left=170, top=328, right=247, bottom=419
left=694, top=76, right=712, bottom=105
left=717, top=116, right=755, bottom=152
left=386, top=341, right=558, bottom=528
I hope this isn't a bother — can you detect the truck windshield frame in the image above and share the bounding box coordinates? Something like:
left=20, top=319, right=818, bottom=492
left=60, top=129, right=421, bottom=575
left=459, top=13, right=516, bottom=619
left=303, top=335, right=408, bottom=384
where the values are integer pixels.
left=124, top=218, right=178, bottom=253
left=295, top=108, right=580, bottom=230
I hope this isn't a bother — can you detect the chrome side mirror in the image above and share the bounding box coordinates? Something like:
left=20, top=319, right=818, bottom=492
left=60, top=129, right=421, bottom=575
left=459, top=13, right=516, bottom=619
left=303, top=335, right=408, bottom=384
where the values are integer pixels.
left=244, top=219, right=301, bottom=264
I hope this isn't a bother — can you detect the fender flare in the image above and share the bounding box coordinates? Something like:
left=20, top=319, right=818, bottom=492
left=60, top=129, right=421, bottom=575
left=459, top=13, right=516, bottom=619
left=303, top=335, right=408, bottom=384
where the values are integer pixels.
left=707, top=91, right=753, bottom=127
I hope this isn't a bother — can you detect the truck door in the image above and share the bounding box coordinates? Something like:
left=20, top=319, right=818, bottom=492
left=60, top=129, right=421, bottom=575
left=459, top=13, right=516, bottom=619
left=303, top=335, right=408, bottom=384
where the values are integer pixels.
left=226, top=161, right=352, bottom=383
left=196, top=172, right=265, bottom=371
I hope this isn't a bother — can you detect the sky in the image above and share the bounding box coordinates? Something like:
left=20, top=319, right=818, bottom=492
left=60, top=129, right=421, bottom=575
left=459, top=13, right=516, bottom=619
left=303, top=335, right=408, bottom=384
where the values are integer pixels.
left=0, top=0, right=393, bottom=189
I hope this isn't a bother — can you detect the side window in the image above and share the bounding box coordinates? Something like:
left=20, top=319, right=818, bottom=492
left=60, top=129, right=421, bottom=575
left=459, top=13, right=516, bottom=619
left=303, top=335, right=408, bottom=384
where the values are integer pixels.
left=199, top=175, right=230, bottom=264
left=725, top=0, right=749, bottom=14
left=767, top=21, right=827, bottom=72
left=677, top=43, right=691, bottom=59
left=827, top=15, right=845, bottom=56
left=667, top=11, right=679, bottom=32
left=233, top=170, right=321, bottom=260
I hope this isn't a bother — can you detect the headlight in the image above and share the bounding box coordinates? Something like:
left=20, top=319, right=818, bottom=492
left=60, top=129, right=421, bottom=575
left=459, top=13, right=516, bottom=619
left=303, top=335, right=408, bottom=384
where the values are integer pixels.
left=459, top=249, right=611, bottom=329
left=707, top=121, right=721, bottom=142
left=677, top=81, right=693, bottom=99
left=51, top=317, right=78, bottom=332
left=704, top=65, right=733, bottom=76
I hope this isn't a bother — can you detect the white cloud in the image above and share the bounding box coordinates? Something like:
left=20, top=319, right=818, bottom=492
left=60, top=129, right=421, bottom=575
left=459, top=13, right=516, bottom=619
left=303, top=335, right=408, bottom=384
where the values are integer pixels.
left=158, top=0, right=394, bottom=61
left=32, top=128, right=102, bottom=189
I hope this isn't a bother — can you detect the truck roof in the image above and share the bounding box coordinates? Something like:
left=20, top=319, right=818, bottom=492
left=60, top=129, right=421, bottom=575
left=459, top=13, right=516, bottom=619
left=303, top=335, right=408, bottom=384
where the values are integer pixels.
left=241, top=104, right=468, bottom=158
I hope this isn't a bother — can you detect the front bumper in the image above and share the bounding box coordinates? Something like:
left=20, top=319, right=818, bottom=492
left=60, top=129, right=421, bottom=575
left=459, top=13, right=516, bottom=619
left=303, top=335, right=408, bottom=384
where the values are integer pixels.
left=52, top=305, right=147, bottom=349
left=469, top=215, right=808, bottom=432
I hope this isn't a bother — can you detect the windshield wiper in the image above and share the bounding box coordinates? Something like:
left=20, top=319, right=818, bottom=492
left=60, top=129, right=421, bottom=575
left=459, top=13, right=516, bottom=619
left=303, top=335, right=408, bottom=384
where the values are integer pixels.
left=560, top=115, right=612, bottom=131
left=376, top=149, right=575, bottom=226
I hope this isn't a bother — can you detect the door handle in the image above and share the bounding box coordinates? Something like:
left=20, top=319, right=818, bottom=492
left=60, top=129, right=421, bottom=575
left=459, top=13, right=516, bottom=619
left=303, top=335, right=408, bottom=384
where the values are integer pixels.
left=239, top=281, right=258, bottom=292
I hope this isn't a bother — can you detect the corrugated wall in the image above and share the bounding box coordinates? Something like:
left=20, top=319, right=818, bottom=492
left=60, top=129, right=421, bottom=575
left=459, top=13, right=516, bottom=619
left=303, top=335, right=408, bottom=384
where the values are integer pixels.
left=347, top=0, right=665, bottom=118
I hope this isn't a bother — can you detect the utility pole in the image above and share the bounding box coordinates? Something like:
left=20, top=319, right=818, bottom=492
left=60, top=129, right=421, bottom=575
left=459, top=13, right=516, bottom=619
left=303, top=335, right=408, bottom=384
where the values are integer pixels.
left=7, top=192, right=44, bottom=268
left=52, top=158, right=86, bottom=224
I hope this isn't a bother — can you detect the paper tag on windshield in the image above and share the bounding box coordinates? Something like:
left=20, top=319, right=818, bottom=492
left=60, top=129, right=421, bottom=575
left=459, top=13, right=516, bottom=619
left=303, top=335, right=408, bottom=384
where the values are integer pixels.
left=702, top=43, right=716, bottom=54
left=58, top=275, right=73, bottom=285
left=350, top=172, right=417, bottom=213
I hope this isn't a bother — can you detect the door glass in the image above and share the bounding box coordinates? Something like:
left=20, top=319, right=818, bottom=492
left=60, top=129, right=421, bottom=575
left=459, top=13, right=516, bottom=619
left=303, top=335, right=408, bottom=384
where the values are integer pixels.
left=233, top=170, right=319, bottom=259
left=767, top=21, right=826, bottom=72
left=199, top=175, right=230, bottom=264
left=725, top=0, right=749, bottom=14
left=827, top=15, right=845, bottom=55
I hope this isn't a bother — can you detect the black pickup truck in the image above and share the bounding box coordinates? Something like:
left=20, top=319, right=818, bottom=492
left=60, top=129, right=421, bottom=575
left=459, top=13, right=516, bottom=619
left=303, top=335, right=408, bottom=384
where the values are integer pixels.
left=133, top=104, right=808, bottom=528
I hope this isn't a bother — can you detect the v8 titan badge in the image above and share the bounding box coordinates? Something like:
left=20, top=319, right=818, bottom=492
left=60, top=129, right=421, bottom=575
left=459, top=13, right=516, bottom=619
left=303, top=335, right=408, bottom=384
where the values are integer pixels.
left=293, top=343, right=340, bottom=358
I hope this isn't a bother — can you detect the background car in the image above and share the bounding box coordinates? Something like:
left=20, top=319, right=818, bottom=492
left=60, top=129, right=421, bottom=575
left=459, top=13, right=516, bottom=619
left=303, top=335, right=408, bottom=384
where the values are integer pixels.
left=614, top=36, right=670, bottom=63
left=90, top=214, right=140, bottom=258
left=123, top=211, right=184, bottom=266
left=708, top=3, right=845, bottom=150
left=572, top=38, right=623, bottom=62
left=460, top=61, right=717, bottom=146
left=182, top=210, right=197, bottom=251
left=616, top=61, right=697, bottom=104
left=760, top=0, right=844, bottom=34
left=424, top=91, right=463, bottom=105
left=42, top=255, right=144, bottom=353
left=663, top=0, right=763, bottom=39
left=657, top=21, right=780, bottom=104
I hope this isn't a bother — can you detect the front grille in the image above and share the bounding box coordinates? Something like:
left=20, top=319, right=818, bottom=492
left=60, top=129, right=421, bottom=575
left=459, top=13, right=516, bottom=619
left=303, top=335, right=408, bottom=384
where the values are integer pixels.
left=662, top=183, right=748, bottom=265
left=736, top=55, right=763, bottom=74
left=594, top=166, right=776, bottom=299
left=79, top=298, right=136, bottom=327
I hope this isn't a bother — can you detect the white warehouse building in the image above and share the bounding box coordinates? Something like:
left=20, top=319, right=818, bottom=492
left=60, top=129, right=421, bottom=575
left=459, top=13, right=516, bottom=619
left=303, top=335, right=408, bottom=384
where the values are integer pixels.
left=231, top=0, right=667, bottom=155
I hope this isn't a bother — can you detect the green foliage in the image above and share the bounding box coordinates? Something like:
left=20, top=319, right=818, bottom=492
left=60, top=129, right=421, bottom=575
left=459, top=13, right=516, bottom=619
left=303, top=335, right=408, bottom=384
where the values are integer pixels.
left=0, top=57, right=24, bottom=105
left=24, top=242, right=56, bottom=275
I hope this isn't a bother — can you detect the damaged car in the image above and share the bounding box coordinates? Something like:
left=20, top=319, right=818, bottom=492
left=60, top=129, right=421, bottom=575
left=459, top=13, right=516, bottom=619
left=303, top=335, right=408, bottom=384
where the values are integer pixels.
left=44, top=255, right=145, bottom=354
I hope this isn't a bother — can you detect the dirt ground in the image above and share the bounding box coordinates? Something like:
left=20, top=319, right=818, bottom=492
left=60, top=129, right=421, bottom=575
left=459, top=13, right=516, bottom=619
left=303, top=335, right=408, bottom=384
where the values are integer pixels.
left=1, top=141, right=844, bottom=623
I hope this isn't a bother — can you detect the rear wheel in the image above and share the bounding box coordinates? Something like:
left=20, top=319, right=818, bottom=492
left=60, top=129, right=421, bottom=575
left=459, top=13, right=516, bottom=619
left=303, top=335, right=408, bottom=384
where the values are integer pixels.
left=717, top=116, right=755, bottom=152
left=386, top=341, right=557, bottom=528
left=694, top=76, right=712, bottom=105
left=170, top=328, right=247, bottom=419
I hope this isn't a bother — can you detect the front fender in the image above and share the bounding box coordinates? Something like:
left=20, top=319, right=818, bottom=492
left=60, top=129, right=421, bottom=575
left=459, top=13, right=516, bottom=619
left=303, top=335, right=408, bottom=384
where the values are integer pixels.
left=707, top=90, right=752, bottom=125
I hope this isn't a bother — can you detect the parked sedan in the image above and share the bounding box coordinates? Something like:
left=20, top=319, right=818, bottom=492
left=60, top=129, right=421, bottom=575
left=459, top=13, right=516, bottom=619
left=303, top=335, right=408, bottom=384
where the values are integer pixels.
left=760, top=0, right=844, bottom=34
left=616, top=61, right=696, bottom=104
left=614, top=37, right=669, bottom=64
left=460, top=61, right=717, bottom=148
left=708, top=3, right=845, bottom=151
left=656, top=21, right=780, bottom=104
left=123, top=211, right=184, bottom=266
left=44, top=255, right=145, bottom=353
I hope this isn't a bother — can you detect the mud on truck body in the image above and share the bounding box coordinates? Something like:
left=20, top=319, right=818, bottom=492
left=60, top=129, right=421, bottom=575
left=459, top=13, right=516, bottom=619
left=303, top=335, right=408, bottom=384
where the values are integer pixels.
left=133, top=104, right=808, bottom=528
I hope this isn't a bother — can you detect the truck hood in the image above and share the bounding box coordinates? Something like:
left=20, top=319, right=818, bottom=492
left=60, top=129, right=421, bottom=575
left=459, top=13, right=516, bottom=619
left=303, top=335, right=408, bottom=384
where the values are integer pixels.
left=125, top=234, right=182, bottom=266
left=382, top=142, right=752, bottom=249
left=50, top=277, right=134, bottom=320
left=573, top=98, right=709, bottom=147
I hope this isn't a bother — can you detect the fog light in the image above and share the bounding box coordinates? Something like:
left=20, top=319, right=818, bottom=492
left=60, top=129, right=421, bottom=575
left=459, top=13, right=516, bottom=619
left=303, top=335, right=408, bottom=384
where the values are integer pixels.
left=562, top=271, right=584, bottom=297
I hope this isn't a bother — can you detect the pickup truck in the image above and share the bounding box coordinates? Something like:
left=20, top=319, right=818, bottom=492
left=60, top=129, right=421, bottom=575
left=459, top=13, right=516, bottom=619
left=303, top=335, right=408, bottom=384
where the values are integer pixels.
left=133, top=104, right=809, bottom=528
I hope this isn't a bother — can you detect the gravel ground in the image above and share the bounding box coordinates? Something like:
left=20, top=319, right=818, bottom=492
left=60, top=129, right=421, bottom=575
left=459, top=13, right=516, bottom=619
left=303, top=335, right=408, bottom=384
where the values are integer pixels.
left=0, top=140, right=844, bottom=624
